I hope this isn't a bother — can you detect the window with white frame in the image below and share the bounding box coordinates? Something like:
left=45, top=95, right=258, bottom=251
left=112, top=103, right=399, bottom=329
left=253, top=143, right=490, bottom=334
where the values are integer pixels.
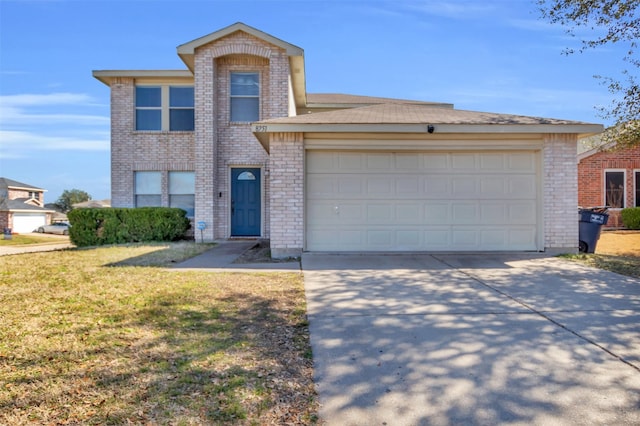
left=635, top=170, right=640, bottom=207
left=169, top=171, right=195, bottom=217
left=135, top=171, right=161, bottom=207
left=135, top=86, right=194, bottom=131
left=604, top=170, right=625, bottom=208
left=230, top=72, right=259, bottom=122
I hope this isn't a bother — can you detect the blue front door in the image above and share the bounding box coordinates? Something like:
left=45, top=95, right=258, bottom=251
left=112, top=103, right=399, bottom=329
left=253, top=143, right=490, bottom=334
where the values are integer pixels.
left=231, top=168, right=261, bottom=236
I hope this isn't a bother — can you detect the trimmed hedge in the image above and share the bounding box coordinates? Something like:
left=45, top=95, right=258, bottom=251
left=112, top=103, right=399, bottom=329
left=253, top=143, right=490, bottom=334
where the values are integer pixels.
left=621, top=207, right=640, bottom=230
left=68, top=207, right=191, bottom=247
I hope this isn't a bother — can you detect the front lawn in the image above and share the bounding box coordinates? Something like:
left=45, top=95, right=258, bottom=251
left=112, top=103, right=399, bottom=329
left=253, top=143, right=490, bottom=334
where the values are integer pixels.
left=0, top=234, right=67, bottom=246
left=564, top=231, right=640, bottom=279
left=0, top=243, right=318, bottom=424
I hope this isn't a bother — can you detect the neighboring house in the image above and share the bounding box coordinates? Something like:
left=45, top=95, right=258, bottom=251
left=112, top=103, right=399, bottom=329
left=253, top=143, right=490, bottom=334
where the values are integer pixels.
left=94, top=22, right=602, bottom=258
left=578, top=145, right=640, bottom=227
left=0, top=178, right=55, bottom=233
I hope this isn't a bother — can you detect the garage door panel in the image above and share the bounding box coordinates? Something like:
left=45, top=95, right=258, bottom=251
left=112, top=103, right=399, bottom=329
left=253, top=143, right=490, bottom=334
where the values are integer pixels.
left=424, top=228, right=451, bottom=248
left=367, top=203, right=393, bottom=221
left=480, top=153, right=505, bottom=169
left=366, top=153, right=393, bottom=170
left=509, top=153, right=536, bottom=171
left=507, top=202, right=537, bottom=224
left=424, top=177, right=450, bottom=196
left=397, top=203, right=421, bottom=224
left=396, top=154, right=420, bottom=169
left=424, top=154, right=450, bottom=169
left=424, top=203, right=449, bottom=222
left=452, top=154, right=476, bottom=169
left=367, top=178, right=393, bottom=194
left=306, top=151, right=539, bottom=251
left=508, top=177, right=536, bottom=197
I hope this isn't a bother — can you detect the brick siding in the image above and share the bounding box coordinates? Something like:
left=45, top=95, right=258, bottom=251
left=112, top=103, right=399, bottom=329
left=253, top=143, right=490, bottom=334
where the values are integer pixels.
left=109, top=30, right=292, bottom=242
left=578, top=146, right=640, bottom=228
left=544, top=134, right=579, bottom=251
left=269, top=132, right=304, bottom=257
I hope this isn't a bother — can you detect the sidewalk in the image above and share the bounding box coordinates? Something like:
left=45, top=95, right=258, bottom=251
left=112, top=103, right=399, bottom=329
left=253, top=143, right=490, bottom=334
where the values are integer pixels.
left=170, top=240, right=301, bottom=272
left=0, top=240, right=74, bottom=256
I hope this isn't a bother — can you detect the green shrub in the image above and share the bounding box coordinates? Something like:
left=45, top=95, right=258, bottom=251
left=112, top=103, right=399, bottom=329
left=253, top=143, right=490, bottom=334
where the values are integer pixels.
left=68, top=207, right=191, bottom=247
left=621, top=207, right=640, bottom=230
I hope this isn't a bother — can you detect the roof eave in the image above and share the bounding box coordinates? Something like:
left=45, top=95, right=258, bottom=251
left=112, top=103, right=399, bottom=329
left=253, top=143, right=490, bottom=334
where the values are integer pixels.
left=252, top=123, right=604, bottom=152
left=253, top=122, right=604, bottom=134
left=92, top=70, right=194, bottom=86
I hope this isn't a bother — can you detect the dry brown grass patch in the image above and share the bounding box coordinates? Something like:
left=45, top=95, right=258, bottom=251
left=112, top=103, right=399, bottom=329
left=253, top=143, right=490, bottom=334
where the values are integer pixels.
left=0, top=243, right=318, bottom=424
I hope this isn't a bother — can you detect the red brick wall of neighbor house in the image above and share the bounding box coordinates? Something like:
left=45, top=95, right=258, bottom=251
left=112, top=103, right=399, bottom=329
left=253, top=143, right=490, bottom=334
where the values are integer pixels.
left=578, top=146, right=640, bottom=227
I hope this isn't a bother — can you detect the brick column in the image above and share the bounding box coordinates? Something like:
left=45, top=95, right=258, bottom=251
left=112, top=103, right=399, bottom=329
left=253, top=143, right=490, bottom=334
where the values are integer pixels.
left=544, top=133, right=578, bottom=252
left=269, top=132, right=304, bottom=258
left=110, top=77, right=135, bottom=207
left=194, top=52, right=217, bottom=241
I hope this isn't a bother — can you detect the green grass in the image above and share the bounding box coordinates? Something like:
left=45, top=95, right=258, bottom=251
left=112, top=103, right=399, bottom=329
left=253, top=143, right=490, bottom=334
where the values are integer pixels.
left=0, top=243, right=317, bottom=425
left=0, top=234, right=65, bottom=246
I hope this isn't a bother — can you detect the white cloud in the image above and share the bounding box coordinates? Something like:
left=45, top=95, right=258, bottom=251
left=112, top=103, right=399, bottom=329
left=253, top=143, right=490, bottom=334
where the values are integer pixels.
left=0, top=130, right=109, bottom=159
left=0, top=92, right=110, bottom=158
left=0, top=92, right=94, bottom=106
left=0, top=104, right=109, bottom=126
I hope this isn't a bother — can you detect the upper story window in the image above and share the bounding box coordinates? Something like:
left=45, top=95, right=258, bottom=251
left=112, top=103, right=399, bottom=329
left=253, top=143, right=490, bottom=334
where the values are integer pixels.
left=135, top=86, right=194, bottom=131
left=230, top=72, right=259, bottom=122
left=136, top=87, right=162, bottom=130
left=169, top=87, right=195, bottom=131
left=604, top=170, right=625, bottom=208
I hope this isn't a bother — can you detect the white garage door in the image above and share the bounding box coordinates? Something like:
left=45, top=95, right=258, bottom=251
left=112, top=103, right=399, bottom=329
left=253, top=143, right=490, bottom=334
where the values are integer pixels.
left=12, top=213, right=46, bottom=233
left=306, top=151, right=540, bottom=251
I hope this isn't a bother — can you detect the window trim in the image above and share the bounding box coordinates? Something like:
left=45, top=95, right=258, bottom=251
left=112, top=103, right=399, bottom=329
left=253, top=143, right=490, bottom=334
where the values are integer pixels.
left=603, top=169, right=626, bottom=209
left=230, top=72, right=260, bottom=123
left=135, top=85, right=194, bottom=132
left=634, top=169, right=640, bottom=208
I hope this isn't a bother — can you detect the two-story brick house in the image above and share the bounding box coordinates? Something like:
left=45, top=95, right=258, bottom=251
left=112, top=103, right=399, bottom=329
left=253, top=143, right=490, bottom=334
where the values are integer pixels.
left=0, top=177, right=54, bottom=233
left=94, top=22, right=602, bottom=257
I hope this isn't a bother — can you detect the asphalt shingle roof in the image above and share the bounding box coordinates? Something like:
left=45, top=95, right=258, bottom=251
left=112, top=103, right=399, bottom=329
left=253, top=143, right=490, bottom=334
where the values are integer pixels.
left=262, top=103, right=592, bottom=126
left=0, top=177, right=43, bottom=191
left=306, top=93, right=451, bottom=107
left=0, top=198, right=51, bottom=212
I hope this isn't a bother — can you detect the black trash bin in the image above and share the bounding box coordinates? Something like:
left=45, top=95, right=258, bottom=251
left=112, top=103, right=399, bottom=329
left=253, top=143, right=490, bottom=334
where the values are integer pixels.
left=3, top=228, right=11, bottom=240
left=578, top=208, right=609, bottom=253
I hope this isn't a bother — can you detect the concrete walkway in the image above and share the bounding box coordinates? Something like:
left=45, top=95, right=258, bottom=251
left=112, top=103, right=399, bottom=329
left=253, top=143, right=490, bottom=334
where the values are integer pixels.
left=171, top=240, right=301, bottom=272
left=302, top=253, right=640, bottom=425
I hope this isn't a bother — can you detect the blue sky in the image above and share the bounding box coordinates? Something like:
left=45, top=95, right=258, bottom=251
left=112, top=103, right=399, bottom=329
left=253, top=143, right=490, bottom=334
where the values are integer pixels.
left=0, top=0, right=629, bottom=203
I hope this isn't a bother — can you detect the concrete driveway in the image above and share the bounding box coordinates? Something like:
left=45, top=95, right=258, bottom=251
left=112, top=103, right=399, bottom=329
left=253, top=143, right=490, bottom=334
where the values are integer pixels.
left=302, top=253, right=640, bottom=425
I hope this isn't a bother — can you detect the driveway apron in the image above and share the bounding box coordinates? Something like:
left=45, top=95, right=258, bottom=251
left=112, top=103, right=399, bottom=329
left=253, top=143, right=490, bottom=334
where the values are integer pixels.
left=302, top=253, right=640, bottom=425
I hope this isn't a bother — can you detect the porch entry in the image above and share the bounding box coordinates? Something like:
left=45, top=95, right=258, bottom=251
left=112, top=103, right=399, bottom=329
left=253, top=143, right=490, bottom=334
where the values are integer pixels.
left=231, top=168, right=261, bottom=236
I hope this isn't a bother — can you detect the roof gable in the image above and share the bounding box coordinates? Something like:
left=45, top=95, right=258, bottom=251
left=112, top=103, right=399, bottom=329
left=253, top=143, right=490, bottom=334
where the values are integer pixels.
left=177, top=22, right=304, bottom=71
left=0, top=177, right=44, bottom=192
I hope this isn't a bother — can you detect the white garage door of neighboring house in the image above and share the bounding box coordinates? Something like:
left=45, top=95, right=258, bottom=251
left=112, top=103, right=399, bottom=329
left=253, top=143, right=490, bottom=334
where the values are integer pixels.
left=306, top=150, right=540, bottom=252
left=12, top=213, right=46, bottom=233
